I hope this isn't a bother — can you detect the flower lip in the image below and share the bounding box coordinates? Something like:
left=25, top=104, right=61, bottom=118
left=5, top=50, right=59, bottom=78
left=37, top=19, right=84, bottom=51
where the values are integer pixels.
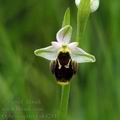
left=52, top=58, right=77, bottom=83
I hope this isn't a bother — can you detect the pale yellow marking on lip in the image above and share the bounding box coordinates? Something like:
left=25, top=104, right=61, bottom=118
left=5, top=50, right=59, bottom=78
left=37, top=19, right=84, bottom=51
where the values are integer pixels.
left=57, top=81, right=70, bottom=85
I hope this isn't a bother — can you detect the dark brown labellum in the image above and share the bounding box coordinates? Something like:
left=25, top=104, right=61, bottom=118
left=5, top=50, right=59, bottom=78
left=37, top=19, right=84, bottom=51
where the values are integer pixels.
left=50, top=52, right=78, bottom=85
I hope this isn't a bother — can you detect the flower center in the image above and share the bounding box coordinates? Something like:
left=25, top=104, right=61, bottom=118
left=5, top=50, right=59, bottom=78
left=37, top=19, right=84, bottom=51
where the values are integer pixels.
left=59, top=44, right=70, bottom=53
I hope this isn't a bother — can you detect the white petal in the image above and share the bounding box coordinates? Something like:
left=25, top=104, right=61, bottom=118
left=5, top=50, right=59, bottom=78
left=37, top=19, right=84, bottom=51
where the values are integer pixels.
left=56, top=25, right=72, bottom=44
left=51, top=42, right=61, bottom=49
left=68, top=42, right=79, bottom=49
left=75, top=0, right=99, bottom=12
left=70, top=47, right=96, bottom=63
left=34, top=46, right=58, bottom=60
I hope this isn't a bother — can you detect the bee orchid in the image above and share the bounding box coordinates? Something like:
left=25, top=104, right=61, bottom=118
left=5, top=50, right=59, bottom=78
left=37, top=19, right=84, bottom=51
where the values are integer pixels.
left=34, top=25, right=96, bottom=85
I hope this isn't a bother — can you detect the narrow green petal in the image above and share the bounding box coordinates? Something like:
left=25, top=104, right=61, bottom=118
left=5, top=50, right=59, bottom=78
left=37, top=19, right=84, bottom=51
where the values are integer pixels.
left=62, top=8, right=70, bottom=27
left=34, top=46, right=58, bottom=60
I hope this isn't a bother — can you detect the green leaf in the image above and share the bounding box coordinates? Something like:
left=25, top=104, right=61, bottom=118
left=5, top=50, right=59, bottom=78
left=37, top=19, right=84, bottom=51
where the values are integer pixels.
left=76, top=0, right=90, bottom=42
left=62, top=8, right=70, bottom=27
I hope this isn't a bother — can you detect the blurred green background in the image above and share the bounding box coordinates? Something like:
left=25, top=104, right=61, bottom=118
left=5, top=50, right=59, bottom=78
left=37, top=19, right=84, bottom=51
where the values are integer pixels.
left=0, top=0, right=120, bottom=120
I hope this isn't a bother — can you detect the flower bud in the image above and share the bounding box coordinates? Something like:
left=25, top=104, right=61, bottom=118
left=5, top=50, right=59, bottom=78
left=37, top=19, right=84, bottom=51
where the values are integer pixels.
left=75, top=0, right=100, bottom=12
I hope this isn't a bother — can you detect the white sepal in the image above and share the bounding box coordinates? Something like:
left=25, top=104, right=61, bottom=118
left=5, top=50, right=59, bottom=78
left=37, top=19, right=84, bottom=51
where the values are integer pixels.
left=70, top=46, right=96, bottom=63
left=34, top=46, right=58, bottom=60
left=56, top=25, right=72, bottom=44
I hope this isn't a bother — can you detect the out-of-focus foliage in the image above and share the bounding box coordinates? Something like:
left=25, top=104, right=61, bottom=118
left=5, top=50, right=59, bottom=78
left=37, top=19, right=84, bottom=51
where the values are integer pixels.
left=0, top=0, right=120, bottom=120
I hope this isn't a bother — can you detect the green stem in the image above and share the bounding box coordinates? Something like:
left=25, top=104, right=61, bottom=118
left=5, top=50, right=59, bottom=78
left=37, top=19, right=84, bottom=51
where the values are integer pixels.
left=76, top=9, right=80, bottom=42
left=58, top=84, right=70, bottom=120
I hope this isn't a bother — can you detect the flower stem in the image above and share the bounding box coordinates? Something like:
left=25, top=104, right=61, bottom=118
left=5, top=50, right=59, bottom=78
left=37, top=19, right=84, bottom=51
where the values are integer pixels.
left=58, top=84, right=70, bottom=120
left=76, top=9, right=80, bottom=42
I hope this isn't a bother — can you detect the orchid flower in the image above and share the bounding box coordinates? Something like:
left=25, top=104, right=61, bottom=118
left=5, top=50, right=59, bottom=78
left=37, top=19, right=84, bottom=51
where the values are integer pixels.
left=75, top=0, right=100, bottom=12
left=34, top=25, right=95, bottom=85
